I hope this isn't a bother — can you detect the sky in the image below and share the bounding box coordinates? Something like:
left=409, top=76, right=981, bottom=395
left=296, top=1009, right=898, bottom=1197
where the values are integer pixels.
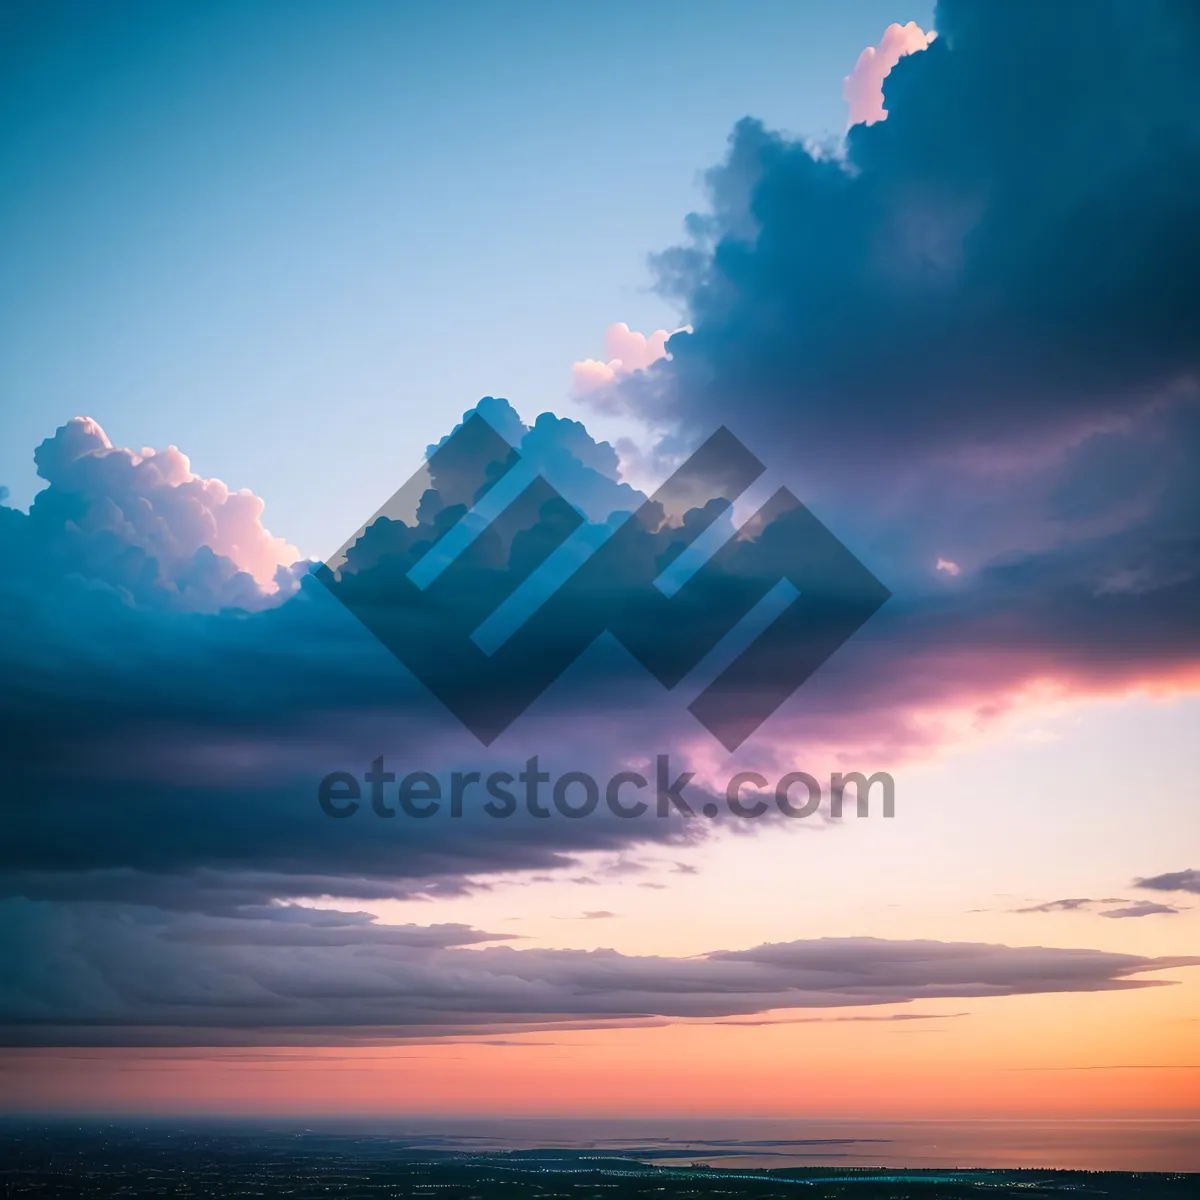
left=0, top=0, right=926, bottom=558
left=1, top=0, right=1198, bottom=1124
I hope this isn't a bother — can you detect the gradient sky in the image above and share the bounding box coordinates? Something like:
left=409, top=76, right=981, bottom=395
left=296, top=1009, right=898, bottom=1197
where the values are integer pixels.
left=1, top=0, right=929, bottom=557
left=1, top=0, right=1198, bottom=1123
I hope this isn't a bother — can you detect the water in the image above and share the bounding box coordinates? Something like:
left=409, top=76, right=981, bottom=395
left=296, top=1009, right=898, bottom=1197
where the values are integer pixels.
left=356, top=1118, right=1199, bottom=1173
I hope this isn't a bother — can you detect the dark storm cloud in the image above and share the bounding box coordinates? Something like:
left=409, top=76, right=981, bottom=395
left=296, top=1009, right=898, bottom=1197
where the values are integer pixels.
left=592, top=0, right=1200, bottom=742
left=318, top=411, right=886, bottom=749
left=1, top=385, right=905, bottom=921
left=1, top=405, right=740, bottom=916
left=1, top=899, right=1193, bottom=1046
left=637, top=0, right=1200, bottom=459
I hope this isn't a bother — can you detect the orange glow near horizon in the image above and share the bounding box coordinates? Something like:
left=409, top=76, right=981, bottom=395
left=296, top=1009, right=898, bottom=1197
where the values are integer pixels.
left=6, top=696, right=1198, bottom=1123
left=6, top=983, right=1197, bottom=1118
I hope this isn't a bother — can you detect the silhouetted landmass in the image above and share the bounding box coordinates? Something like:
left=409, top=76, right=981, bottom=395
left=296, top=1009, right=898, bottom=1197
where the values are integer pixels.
left=0, top=1123, right=1194, bottom=1199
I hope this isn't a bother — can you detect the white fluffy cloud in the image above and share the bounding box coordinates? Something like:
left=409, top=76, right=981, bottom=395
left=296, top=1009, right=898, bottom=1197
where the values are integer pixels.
left=572, top=323, right=684, bottom=412
left=31, top=416, right=301, bottom=606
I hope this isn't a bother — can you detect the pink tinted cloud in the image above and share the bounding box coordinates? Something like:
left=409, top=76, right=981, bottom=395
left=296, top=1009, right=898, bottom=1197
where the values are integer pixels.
left=572, top=323, right=681, bottom=411
left=844, top=22, right=937, bottom=127
left=35, top=416, right=300, bottom=593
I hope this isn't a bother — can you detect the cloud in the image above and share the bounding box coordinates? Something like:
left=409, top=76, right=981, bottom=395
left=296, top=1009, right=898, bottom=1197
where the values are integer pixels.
left=610, top=0, right=1200, bottom=753
left=3, top=402, right=737, bottom=917
left=1099, top=901, right=1181, bottom=919
left=30, top=417, right=301, bottom=605
left=1136, top=868, right=1200, bottom=894
left=1014, top=893, right=1183, bottom=918
left=2, top=900, right=1193, bottom=1046
left=12, top=397, right=911, bottom=918
left=645, top=0, right=1200, bottom=460
left=16, top=8, right=1198, bottom=838
left=315, top=407, right=888, bottom=752
left=843, top=21, right=936, bottom=127
left=571, top=323, right=684, bottom=414
left=1015, top=898, right=1114, bottom=914
left=707, top=1011, right=968, bottom=1027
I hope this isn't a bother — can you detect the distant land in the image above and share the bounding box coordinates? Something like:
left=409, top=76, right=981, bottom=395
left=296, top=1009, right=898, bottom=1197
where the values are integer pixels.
left=1, top=1122, right=1196, bottom=1199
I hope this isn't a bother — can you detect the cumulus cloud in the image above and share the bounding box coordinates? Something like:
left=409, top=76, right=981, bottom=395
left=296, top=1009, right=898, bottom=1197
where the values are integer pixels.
left=571, top=323, right=684, bottom=414
left=2, top=899, right=1193, bottom=1046
left=645, top=0, right=1200, bottom=462
left=6, top=399, right=777, bottom=917
left=613, top=0, right=1200, bottom=755
left=21, top=416, right=301, bottom=611
left=319, top=410, right=887, bottom=749
left=843, top=21, right=936, bottom=127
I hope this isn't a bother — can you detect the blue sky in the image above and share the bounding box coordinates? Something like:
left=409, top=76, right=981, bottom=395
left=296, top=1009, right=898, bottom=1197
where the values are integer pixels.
left=1, top=0, right=929, bottom=555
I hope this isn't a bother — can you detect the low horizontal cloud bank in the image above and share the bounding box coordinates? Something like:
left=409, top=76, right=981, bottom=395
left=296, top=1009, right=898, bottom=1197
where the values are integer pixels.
left=1015, top=899, right=1123, bottom=914
left=1100, top=902, right=1181, bottom=919
left=1015, top=897, right=1181, bottom=919
left=2, top=899, right=1194, bottom=1046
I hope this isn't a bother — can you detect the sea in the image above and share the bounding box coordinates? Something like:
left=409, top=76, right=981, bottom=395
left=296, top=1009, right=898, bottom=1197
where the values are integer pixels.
left=338, top=1117, right=1200, bottom=1174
